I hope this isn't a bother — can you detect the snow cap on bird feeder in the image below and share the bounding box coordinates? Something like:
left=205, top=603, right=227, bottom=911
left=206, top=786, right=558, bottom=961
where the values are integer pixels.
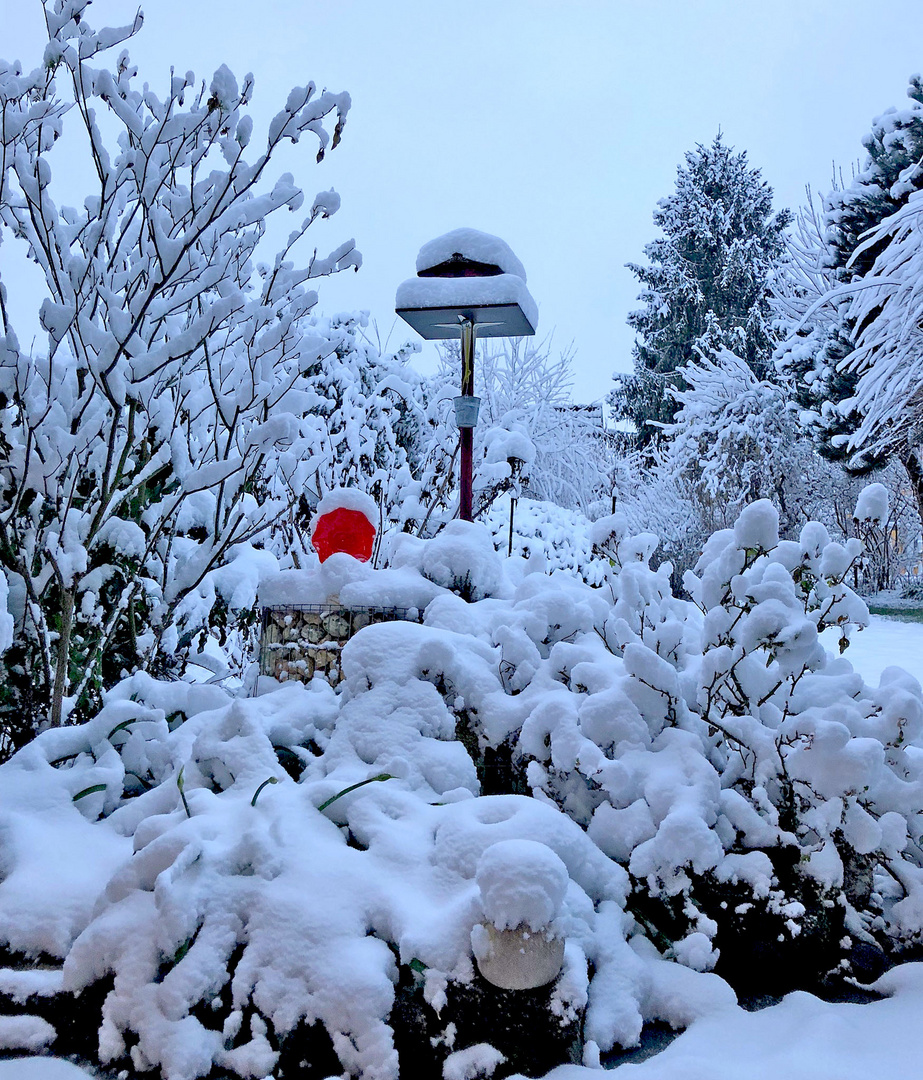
left=394, top=227, right=538, bottom=341
left=310, top=489, right=377, bottom=564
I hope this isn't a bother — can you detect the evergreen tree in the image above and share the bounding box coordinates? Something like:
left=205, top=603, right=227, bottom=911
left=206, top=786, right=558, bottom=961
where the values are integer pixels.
left=777, top=77, right=923, bottom=497
left=612, top=135, right=791, bottom=450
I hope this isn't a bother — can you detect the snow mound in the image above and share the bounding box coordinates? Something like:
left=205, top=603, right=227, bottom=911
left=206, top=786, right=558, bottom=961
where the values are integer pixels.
left=416, top=520, right=507, bottom=602
left=854, top=482, right=888, bottom=524
left=416, top=227, right=528, bottom=281
left=443, top=1042, right=506, bottom=1080
left=476, top=839, right=569, bottom=932
left=0, top=1014, right=56, bottom=1051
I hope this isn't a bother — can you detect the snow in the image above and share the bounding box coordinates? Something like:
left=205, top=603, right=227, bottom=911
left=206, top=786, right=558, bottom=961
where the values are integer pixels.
left=476, top=839, right=569, bottom=931
left=0, top=1014, right=56, bottom=1051
left=416, top=228, right=528, bottom=282
left=14, top=6, right=923, bottom=1079
left=0, top=746, right=132, bottom=957
left=483, top=426, right=536, bottom=466
left=443, top=1042, right=506, bottom=1080
left=732, top=498, right=779, bottom=550
left=3, top=505, right=923, bottom=1079
left=257, top=551, right=447, bottom=609
left=418, top=520, right=508, bottom=602
left=822, top=614, right=923, bottom=685
left=312, top=487, right=378, bottom=531
left=0, top=968, right=64, bottom=1002
left=208, top=63, right=238, bottom=110
left=0, top=569, right=12, bottom=653
left=521, top=963, right=923, bottom=1080
left=854, top=482, right=888, bottom=523
left=395, top=273, right=539, bottom=333
left=0, top=1063, right=98, bottom=1080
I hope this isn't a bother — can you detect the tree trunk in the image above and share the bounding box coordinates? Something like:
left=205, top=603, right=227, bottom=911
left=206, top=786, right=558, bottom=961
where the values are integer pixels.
left=900, top=446, right=923, bottom=539
left=50, top=589, right=75, bottom=727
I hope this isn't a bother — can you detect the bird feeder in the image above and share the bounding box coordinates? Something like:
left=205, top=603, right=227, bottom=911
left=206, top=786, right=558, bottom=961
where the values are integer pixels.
left=395, top=228, right=537, bottom=521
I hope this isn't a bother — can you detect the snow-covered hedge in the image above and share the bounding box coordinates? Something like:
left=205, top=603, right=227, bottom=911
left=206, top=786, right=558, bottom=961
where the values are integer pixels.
left=1, top=502, right=922, bottom=1079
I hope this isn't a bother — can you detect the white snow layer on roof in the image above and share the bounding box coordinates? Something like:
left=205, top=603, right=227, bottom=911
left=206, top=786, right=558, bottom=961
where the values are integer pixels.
left=415, top=227, right=527, bottom=281
left=395, top=273, right=538, bottom=332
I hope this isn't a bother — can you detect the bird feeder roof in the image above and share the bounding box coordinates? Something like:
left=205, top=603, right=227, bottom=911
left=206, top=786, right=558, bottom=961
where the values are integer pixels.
left=395, top=273, right=538, bottom=339
left=415, top=228, right=528, bottom=283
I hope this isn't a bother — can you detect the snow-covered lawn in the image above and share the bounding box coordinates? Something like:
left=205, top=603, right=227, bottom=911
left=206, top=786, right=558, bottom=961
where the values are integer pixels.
left=538, top=964, right=923, bottom=1080
left=823, top=613, right=923, bottom=687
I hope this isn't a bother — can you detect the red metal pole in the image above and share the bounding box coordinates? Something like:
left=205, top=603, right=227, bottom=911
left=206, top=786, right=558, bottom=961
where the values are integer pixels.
left=459, top=317, right=476, bottom=521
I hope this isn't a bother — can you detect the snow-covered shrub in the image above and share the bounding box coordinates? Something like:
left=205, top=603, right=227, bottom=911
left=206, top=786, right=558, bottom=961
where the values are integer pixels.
left=0, top=3, right=383, bottom=740
left=658, top=348, right=835, bottom=536
left=0, top=669, right=633, bottom=1078
left=417, top=521, right=507, bottom=602
left=3, top=505, right=923, bottom=1079
left=356, top=509, right=923, bottom=983
left=481, top=497, right=613, bottom=586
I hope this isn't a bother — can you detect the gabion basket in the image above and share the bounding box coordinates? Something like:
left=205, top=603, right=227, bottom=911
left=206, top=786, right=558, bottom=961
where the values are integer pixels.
left=259, top=603, right=419, bottom=687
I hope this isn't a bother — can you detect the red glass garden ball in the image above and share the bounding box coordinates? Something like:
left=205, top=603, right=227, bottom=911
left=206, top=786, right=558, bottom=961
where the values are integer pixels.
left=311, top=506, right=376, bottom=563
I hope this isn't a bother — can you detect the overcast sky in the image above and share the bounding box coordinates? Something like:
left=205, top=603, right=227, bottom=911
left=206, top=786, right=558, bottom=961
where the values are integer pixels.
left=4, top=1, right=923, bottom=402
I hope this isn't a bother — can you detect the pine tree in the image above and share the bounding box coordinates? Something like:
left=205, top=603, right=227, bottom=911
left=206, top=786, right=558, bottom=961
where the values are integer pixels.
left=777, top=77, right=923, bottom=504
left=612, top=135, right=791, bottom=450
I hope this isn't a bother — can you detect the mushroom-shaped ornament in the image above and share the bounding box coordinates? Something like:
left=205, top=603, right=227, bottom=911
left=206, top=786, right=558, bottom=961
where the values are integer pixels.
left=310, top=489, right=377, bottom=564
left=471, top=839, right=568, bottom=990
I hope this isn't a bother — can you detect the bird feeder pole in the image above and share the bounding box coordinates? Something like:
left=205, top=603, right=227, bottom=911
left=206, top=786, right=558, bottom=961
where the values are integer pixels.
left=395, top=228, right=537, bottom=527
left=459, top=316, right=476, bottom=521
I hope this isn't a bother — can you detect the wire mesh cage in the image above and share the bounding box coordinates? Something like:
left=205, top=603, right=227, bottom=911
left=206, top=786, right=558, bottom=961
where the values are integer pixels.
left=259, top=603, right=419, bottom=687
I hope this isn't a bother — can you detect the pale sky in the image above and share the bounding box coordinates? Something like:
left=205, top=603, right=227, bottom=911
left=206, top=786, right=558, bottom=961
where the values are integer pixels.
left=3, top=0, right=923, bottom=402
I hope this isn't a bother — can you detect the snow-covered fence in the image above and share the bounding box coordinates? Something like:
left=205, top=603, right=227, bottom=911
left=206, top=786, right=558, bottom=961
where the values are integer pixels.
left=259, top=603, right=420, bottom=686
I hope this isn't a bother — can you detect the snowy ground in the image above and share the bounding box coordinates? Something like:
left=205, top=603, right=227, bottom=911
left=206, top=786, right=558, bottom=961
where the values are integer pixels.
left=5, top=964, right=923, bottom=1080
left=0, top=1063, right=98, bottom=1080
left=821, top=613, right=923, bottom=686
left=536, top=965, right=923, bottom=1080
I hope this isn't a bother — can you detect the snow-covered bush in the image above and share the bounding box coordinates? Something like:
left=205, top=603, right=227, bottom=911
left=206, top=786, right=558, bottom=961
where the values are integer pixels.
left=657, top=348, right=835, bottom=536
left=2, top=502, right=923, bottom=1079
left=372, top=502, right=923, bottom=984
left=0, top=3, right=422, bottom=746
left=482, top=496, right=613, bottom=586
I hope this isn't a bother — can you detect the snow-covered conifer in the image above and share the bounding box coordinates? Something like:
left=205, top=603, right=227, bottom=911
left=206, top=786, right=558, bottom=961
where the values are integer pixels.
left=612, top=135, right=791, bottom=449
left=777, top=77, right=923, bottom=528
